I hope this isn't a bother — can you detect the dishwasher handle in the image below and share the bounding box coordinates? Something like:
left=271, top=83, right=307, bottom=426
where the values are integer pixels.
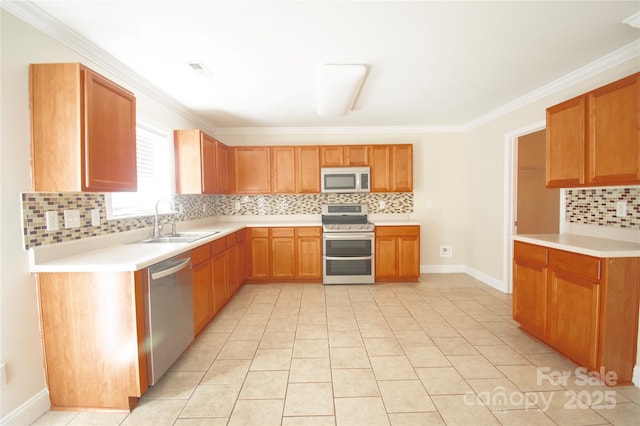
left=151, top=258, right=191, bottom=280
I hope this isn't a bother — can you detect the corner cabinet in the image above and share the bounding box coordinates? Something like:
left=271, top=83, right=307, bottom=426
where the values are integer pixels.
left=512, top=241, right=640, bottom=384
left=175, top=130, right=230, bottom=194
left=546, top=72, right=640, bottom=188
left=30, top=63, right=137, bottom=192
left=375, top=225, right=420, bottom=282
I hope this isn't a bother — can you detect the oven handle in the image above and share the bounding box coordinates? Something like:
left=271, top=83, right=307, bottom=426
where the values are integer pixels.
left=325, top=256, right=374, bottom=261
left=323, top=234, right=374, bottom=240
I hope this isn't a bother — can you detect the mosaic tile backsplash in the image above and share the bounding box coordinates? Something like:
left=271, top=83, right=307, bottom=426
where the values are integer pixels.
left=21, top=192, right=414, bottom=249
left=565, top=187, right=639, bottom=229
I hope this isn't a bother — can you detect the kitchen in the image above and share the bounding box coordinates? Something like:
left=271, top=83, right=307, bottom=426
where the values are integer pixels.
left=2, top=1, right=640, bottom=425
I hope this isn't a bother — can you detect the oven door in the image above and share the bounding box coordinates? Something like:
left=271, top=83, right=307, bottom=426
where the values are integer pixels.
left=323, top=232, right=374, bottom=284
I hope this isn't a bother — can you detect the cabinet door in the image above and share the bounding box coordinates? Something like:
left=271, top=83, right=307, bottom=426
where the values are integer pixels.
left=512, top=242, right=548, bottom=340
left=296, top=227, right=322, bottom=279
left=375, top=234, right=398, bottom=280
left=249, top=228, right=270, bottom=280
left=233, top=147, right=271, bottom=193
left=320, top=146, right=345, bottom=166
left=370, top=145, right=392, bottom=192
left=392, top=145, right=413, bottom=191
left=346, top=146, right=369, bottom=166
left=216, top=141, right=230, bottom=194
left=549, top=271, right=600, bottom=370
left=201, top=133, right=218, bottom=194
left=545, top=95, right=586, bottom=188
left=272, top=147, right=296, bottom=193
left=397, top=232, right=420, bottom=279
left=588, top=73, right=640, bottom=185
left=192, top=260, right=212, bottom=335
left=83, top=68, right=137, bottom=191
left=226, top=237, right=239, bottom=296
left=211, top=250, right=227, bottom=313
left=271, top=228, right=296, bottom=279
left=296, top=146, right=321, bottom=193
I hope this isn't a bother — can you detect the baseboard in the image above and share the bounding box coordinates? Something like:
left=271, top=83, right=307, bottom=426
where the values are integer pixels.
left=0, top=388, right=50, bottom=426
left=633, top=364, right=640, bottom=388
left=420, top=264, right=507, bottom=293
left=464, top=266, right=507, bottom=293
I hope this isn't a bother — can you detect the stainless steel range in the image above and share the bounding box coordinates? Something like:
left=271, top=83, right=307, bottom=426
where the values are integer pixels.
left=322, top=204, right=375, bottom=284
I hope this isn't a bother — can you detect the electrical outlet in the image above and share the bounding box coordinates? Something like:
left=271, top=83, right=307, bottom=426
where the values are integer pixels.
left=45, top=211, right=59, bottom=231
left=0, top=363, right=7, bottom=386
left=202, top=203, right=207, bottom=213
left=91, top=209, right=100, bottom=227
left=440, top=246, right=453, bottom=257
left=379, top=200, right=386, bottom=209
left=63, top=209, right=81, bottom=229
left=179, top=204, right=184, bottom=214
left=234, top=201, right=241, bottom=210
left=616, top=201, right=627, bottom=218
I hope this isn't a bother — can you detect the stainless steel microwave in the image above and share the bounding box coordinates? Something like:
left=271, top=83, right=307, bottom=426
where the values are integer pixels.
left=321, top=167, right=370, bottom=193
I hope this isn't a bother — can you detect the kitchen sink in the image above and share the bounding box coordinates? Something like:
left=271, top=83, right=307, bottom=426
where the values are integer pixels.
left=138, top=231, right=220, bottom=244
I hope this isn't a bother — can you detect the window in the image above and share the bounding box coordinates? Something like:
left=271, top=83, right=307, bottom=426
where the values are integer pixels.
left=106, top=123, right=174, bottom=219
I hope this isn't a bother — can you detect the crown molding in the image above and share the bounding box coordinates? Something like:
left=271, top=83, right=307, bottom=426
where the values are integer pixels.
left=4, top=0, right=637, bottom=137
left=214, top=125, right=466, bottom=135
left=464, top=40, right=640, bottom=131
left=1, top=0, right=217, bottom=135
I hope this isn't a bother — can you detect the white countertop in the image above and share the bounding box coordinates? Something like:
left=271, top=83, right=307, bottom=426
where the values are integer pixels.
left=30, top=216, right=421, bottom=273
left=513, top=234, right=640, bottom=258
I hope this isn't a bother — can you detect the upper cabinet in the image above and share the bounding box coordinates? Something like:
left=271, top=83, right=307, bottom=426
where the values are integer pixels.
left=232, top=147, right=272, bottom=194
left=546, top=72, right=639, bottom=188
left=30, top=63, right=137, bottom=192
left=174, top=129, right=229, bottom=194
left=320, top=145, right=369, bottom=166
left=369, top=144, right=413, bottom=192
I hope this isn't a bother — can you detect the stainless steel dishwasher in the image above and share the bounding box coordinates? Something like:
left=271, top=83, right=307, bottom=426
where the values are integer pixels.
left=144, top=253, right=194, bottom=385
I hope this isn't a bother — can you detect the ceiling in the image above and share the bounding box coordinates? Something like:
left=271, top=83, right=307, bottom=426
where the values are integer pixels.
left=18, top=1, right=640, bottom=131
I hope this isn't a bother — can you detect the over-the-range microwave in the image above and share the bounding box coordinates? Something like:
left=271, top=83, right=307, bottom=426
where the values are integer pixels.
left=321, top=167, right=370, bottom=193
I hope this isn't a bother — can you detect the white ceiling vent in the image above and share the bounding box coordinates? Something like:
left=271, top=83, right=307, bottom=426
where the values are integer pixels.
left=186, top=62, right=213, bottom=78
left=315, top=64, right=368, bottom=116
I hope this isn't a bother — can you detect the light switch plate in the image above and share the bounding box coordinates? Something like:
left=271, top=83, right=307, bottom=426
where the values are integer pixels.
left=91, top=209, right=100, bottom=227
left=64, top=209, right=81, bottom=229
left=45, top=211, right=59, bottom=231
left=616, top=201, right=627, bottom=218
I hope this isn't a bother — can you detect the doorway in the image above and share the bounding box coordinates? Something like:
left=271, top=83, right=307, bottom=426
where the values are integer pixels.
left=516, top=130, right=560, bottom=234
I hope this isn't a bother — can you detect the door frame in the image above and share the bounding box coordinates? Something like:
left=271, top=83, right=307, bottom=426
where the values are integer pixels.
left=502, top=120, right=545, bottom=294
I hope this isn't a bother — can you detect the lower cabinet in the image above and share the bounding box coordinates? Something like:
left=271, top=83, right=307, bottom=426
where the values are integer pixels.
left=512, top=241, right=640, bottom=384
left=247, top=226, right=322, bottom=282
left=36, top=270, right=147, bottom=410
left=191, top=244, right=213, bottom=335
left=375, top=225, right=420, bottom=282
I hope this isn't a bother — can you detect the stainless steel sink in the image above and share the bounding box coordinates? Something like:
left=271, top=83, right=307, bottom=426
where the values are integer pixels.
left=139, top=231, right=220, bottom=244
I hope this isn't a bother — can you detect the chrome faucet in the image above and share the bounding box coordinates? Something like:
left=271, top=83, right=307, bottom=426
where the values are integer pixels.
left=153, top=199, right=174, bottom=238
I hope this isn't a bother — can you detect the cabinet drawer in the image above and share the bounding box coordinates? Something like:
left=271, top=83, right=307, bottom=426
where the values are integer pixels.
left=549, top=249, right=601, bottom=282
left=271, top=227, right=295, bottom=237
left=251, top=227, right=269, bottom=238
left=210, top=238, right=226, bottom=256
left=190, top=244, right=210, bottom=266
left=514, top=241, right=548, bottom=267
left=296, top=227, right=321, bottom=237
left=376, top=226, right=420, bottom=237
left=225, top=233, right=237, bottom=247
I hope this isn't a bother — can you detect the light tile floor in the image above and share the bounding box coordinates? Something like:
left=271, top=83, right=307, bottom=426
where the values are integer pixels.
left=33, top=274, right=640, bottom=425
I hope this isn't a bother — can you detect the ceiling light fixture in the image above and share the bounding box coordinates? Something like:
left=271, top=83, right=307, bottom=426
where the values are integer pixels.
left=315, top=64, right=368, bottom=116
left=623, top=12, right=640, bottom=28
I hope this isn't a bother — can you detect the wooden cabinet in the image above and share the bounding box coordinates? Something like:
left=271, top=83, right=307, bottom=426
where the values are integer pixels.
left=320, top=145, right=369, bottom=166
left=191, top=244, right=213, bottom=335
left=247, top=226, right=323, bottom=282
left=546, top=72, right=639, bottom=188
left=369, top=144, right=413, bottom=192
left=272, top=147, right=296, bottom=193
left=211, top=238, right=228, bottom=313
left=296, top=146, right=321, bottom=193
left=175, top=130, right=230, bottom=194
left=36, top=270, right=147, bottom=410
left=512, top=242, right=548, bottom=341
left=232, top=147, right=271, bottom=194
left=512, top=241, right=640, bottom=384
left=30, top=63, right=137, bottom=192
left=375, top=226, right=420, bottom=282
left=296, top=227, right=323, bottom=280
left=261, top=146, right=321, bottom=194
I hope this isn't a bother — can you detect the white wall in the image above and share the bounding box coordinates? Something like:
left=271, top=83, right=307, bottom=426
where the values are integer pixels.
left=0, top=10, right=211, bottom=424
